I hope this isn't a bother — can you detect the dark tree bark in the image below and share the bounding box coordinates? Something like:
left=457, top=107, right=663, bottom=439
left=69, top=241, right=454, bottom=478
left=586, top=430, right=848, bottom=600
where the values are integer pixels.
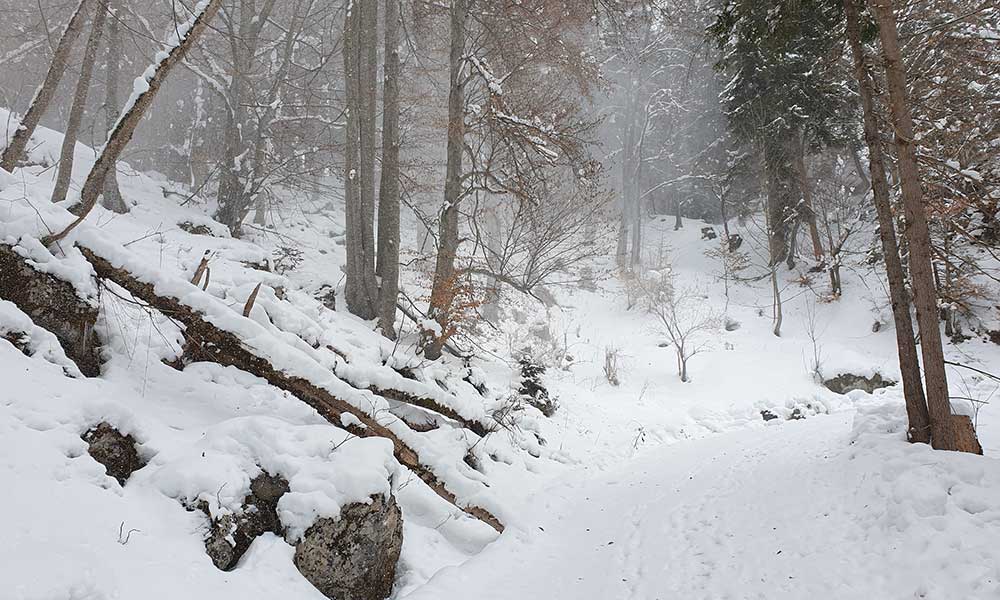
left=376, top=0, right=401, bottom=338
left=100, top=0, right=127, bottom=213
left=1, top=0, right=91, bottom=172
left=43, top=0, right=224, bottom=247
left=872, top=0, right=964, bottom=451
left=51, top=1, right=108, bottom=205
left=844, top=0, right=930, bottom=443
left=423, top=0, right=468, bottom=360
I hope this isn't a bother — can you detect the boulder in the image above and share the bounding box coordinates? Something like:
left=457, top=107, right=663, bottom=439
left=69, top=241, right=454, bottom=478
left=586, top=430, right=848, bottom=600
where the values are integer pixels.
left=294, top=494, right=404, bottom=600
left=823, top=372, right=896, bottom=395
left=0, top=243, right=101, bottom=376
left=82, top=422, right=146, bottom=485
left=204, top=471, right=290, bottom=570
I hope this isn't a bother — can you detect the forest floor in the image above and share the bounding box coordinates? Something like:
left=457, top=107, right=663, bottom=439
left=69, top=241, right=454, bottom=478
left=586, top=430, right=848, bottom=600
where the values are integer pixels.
left=405, top=401, right=1000, bottom=600
left=2, top=116, right=999, bottom=599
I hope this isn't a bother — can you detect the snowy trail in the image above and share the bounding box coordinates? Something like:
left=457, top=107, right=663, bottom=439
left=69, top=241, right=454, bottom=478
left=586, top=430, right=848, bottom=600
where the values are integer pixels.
left=402, top=412, right=1000, bottom=600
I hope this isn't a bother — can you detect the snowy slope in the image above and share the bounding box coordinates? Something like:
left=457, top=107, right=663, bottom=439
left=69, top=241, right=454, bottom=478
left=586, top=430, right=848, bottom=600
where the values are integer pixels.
left=405, top=397, right=1000, bottom=600
left=1, top=112, right=998, bottom=600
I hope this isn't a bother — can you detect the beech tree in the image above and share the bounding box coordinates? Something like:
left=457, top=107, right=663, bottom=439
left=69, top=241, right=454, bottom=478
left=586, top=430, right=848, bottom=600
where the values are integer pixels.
left=50, top=0, right=107, bottom=205
left=0, top=0, right=91, bottom=172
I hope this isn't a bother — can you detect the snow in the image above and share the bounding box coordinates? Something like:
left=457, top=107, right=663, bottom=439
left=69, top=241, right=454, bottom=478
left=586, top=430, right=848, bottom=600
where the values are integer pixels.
left=405, top=399, right=1000, bottom=599
left=0, top=110, right=998, bottom=600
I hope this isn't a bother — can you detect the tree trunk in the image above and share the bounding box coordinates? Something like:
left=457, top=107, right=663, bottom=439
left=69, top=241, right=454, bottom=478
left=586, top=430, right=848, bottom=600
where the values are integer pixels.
left=794, top=137, right=824, bottom=262
left=763, top=139, right=793, bottom=266
left=214, top=0, right=277, bottom=236
left=423, top=0, right=467, bottom=360
left=376, top=0, right=401, bottom=339
left=42, top=0, right=224, bottom=247
left=1, top=0, right=91, bottom=172
left=872, top=0, right=961, bottom=451
left=342, top=1, right=378, bottom=320
left=100, top=0, right=127, bottom=213
left=673, top=196, right=683, bottom=230
left=51, top=1, right=108, bottom=205
left=845, top=0, right=930, bottom=441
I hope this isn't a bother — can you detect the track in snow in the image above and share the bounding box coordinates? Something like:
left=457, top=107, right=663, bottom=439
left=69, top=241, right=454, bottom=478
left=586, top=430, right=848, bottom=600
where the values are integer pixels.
left=402, top=412, right=999, bottom=600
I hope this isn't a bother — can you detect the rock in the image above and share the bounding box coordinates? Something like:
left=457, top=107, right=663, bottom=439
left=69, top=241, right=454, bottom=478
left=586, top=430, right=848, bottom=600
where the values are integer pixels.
left=726, top=234, right=743, bottom=252
left=701, top=227, right=717, bottom=240
left=0, top=243, right=101, bottom=376
left=203, top=471, right=290, bottom=571
left=294, top=494, right=404, bottom=600
left=760, top=410, right=779, bottom=422
left=178, top=221, right=215, bottom=236
left=823, top=372, right=896, bottom=395
left=82, top=423, right=146, bottom=485
left=316, top=285, right=337, bottom=311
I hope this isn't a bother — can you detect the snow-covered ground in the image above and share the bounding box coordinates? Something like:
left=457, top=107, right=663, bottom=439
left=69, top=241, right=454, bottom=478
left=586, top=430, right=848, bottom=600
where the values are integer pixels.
left=2, top=114, right=999, bottom=599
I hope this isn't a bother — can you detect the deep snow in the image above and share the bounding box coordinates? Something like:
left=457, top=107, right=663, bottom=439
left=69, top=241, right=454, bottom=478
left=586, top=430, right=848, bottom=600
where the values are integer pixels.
left=1, top=112, right=998, bottom=600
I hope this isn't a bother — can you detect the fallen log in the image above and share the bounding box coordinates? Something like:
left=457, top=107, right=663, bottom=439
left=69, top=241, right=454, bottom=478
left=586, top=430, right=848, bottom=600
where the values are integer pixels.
left=367, top=384, right=491, bottom=437
left=78, top=245, right=503, bottom=533
left=0, top=243, right=100, bottom=376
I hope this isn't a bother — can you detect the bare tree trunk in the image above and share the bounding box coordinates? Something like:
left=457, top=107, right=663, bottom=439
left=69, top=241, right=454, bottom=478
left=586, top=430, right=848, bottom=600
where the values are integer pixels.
left=794, top=137, right=824, bottom=262
left=771, top=264, right=782, bottom=337
left=1, top=0, right=91, bottom=172
left=42, top=0, right=224, bottom=247
left=100, top=0, right=127, bottom=213
left=51, top=1, right=107, bottom=205
left=674, top=196, right=683, bottom=230
left=764, top=139, right=793, bottom=266
left=359, top=0, right=380, bottom=307
left=215, top=0, right=277, bottom=236
left=376, top=0, right=401, bottom=339
left=423, top=0, right=467, bottom=360
left=844, top=0, right=931, bottom=442
left=849, top=143, right=871, bottom=192
left=872, top=0, right=961, bottom=451
left=343, top=0, right=378, bottom=320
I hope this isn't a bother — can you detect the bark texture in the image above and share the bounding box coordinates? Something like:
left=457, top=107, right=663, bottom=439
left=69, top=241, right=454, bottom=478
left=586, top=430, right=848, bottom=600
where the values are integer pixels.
left=872, top=0, right=963, bottom=451
left=376, top=0, right=401, bottom=338
left=843, top=0, right=931, bottom=444
left=342, top=1, right=378, bottom=319
left=423, top=0, right=468, bottom=360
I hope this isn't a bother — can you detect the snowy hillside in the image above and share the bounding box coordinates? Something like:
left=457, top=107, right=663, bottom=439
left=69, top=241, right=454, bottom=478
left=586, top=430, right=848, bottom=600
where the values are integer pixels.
left=2, top=112, right=999, bottom=600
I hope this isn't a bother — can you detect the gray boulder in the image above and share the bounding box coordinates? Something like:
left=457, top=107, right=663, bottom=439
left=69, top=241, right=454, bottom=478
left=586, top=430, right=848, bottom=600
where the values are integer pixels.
left=82, top=422, right=145, bottom=485
left=823, top=372, right=896, bottom=395
left=293, top=494, right=403, bottom=600
left=203, top=471, right=290, bottom=571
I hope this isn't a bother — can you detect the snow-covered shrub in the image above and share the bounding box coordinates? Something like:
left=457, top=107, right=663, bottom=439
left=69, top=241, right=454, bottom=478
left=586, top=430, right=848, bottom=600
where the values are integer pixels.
left=518, top=354, right=559, bottom=417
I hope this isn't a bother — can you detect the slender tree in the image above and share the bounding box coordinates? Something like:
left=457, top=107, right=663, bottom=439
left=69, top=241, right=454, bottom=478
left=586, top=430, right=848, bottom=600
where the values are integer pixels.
left=100, top=0, right=127, bottom=213
left=51, top=0, right=108, bottom=205
left=871, top=0, right=959, bottom=450
left=843, top=0, right=930, bottom=443
left=1, top=0, right=91, bottom=172
left=42, top=0, right=225, bottom=246
left=422, top=0, right=468, bottom=360
left=376, top=0, right=401, bottom=338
